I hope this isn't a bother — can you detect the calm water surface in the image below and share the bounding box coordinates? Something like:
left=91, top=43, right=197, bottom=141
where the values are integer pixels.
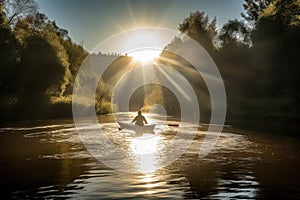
left=0, top=114, right=299, bottom=199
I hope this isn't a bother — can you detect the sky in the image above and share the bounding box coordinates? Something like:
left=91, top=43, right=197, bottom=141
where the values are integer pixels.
left=35, top=0, right=245, bottom=52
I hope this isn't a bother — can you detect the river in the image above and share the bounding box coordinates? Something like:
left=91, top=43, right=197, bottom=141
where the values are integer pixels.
left=0, top=114, right=299, bottom=199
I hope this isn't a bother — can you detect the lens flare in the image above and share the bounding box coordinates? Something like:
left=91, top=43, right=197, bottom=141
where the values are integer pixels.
left=128, top=49, right=160, bottom=65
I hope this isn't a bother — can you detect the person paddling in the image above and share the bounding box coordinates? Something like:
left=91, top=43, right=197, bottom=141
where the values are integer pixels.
left=131, top=111, right=148, bottom=126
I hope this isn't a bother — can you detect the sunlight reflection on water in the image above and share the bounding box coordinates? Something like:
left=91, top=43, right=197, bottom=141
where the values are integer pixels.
left=1, top=116, right=299, bottom=199
left=130, top=135, right=160, bottom=173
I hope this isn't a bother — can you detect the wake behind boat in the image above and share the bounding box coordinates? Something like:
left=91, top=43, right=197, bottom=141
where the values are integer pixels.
left=118, top=121, right=155, bottom=133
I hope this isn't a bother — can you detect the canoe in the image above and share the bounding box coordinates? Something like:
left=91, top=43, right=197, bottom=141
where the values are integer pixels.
left=118, top=121, right=155, bottom=133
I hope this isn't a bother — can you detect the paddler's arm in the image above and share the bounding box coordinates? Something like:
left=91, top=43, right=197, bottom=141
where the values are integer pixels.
left=131, top=117, right=137, bottom=123
left=143, top=116, right=148, bottom=124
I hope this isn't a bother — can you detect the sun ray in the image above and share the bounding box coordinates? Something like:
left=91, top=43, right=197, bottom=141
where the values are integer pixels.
left=113, top=21, right=128, bottom=33
left=124, top=0, right=139, bottom=28
left=154, top=63, right=192, bottom=101
left=128, top=49, right=160, bottom=65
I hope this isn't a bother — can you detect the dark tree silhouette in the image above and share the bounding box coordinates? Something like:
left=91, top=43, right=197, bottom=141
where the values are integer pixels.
left=219, top=19, right=251, bottom=47
left=11, top=36, right=65, bottom=118
left=179, top=11, right=217, bottom=53
left=241, top=0, right=273, bottom=23
left=0, top=4, right=87, bottom=120
left=0, top=1, right=19, bottom=95
left=1, top=1, right=299, bottom=123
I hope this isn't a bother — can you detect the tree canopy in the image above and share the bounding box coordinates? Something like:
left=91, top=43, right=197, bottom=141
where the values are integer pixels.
left=160, top=0, right=300, bottom=122
left=0, top=0, right=86, bottom=120
left=0, top=0, right=299, bottom=123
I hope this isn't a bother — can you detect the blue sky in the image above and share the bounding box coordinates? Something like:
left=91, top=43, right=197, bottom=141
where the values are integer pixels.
left=35, top=0, right=245, bottom=52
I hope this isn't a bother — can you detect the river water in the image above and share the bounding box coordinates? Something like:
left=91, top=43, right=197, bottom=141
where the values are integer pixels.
left=0, top=114, right=299, bottom=199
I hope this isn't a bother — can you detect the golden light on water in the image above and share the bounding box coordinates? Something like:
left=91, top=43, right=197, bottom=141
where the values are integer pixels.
left=130, top=135, right=160, bottom=173
left=130, top=135, right=159, bottom=154
left=134, top=173, right=169, bottom=196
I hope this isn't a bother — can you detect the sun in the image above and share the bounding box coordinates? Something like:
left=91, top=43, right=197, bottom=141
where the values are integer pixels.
left=128, top=49, right=160, bottom=64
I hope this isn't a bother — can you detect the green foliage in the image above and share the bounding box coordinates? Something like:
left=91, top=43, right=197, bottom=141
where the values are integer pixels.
left=61, top=38, right=87, bottom=96
left=163, top=6, right=300, bottom=122
left=0, top=1, right=19, bottom=95
left=219, top=19, right=251, bottom=47
left=96, top=100, right=118, bottom=115
left=1, top=1, right=299, bottom=124
left=251, top=0, right=300, bottom=98
left=0, top=2, right=86, bottom=121
left=241, top=0, right=274, bottom=22
left=259, top=0, right=300, bottom=31
left=13, top=13, right=72, bottom=100
left=179, top=11, right=217, bottom=52
left=230, top=0, right=300, bottom=121
left=143, top=84, right=164, bottom=107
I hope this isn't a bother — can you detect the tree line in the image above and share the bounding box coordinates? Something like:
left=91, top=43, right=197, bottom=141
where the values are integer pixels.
left=0, top=0, right=299, bottom=123
left=0, top=0, right=87, bottom=120
left=160, top=0, right=300, bottom=123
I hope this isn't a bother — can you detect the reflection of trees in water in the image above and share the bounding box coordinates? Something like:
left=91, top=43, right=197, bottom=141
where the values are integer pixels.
left=0, top=127, right=90, bottom=198
left=183, top=162, right=219, bottom=199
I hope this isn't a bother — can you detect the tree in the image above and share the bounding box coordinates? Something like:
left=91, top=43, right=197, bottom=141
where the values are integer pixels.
left=61, top=38, right=87, bottom=96
left=0, top=0, right=19, bottom=94
left=14, top=36, right=64, bottom=96
left=219, top=19, right=251, bottom=47
left=13, top=13, right=72, bottom=102
left=179, top=11, right=217, bottom=53
left=0, top=0, right=6, bottom=24
left=4, top=0, right=38, bottom=26
left=241, top=0, right=273, bottom=23
left=0, top=2, right=88, bottom=120
left=252, top=0, right=300, bottom=97
left=216, top=19, right=254, bottom=116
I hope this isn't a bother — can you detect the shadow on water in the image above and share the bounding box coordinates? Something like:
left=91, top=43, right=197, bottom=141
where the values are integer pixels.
left=0, top=119, right=91, bottom=199
left=227, top=117, right=300, bottom=137
left=0, top=116, right=299, bottom=199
